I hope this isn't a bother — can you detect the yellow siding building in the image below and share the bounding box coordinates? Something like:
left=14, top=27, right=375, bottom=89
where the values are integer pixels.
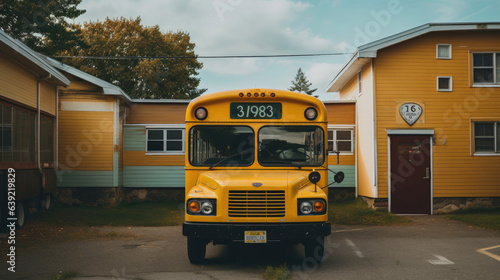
left=46, top=58, right=132, bottom=199
left=0, top=30, right=70, bottom=226
left=327, top=22, right=500, bottom=214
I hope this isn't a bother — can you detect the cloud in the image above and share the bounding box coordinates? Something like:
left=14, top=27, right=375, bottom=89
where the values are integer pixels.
left=77, top=0, right=342, bottom=76
left=306, top=62, right=344, bottom=92
left=430, top=0, right=467, bottom=21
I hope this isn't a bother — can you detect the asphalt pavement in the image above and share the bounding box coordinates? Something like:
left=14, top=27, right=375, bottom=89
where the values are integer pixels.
left=1, top=215, right=499, bottom=280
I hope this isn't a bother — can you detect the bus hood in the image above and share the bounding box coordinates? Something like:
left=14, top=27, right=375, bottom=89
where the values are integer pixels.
left=196, top=170, right=312, bottom=190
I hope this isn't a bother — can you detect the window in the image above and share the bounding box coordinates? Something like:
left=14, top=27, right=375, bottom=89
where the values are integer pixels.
left=189, top=126, right=254, bottom=166
left=437, top=76, right=452, bottom=91
left=328, top=129, right=353, bottom=153
left=474, top=122, right=499, bottom=154
left=436, top=44, right=452, bottom=59
left=146, top=128, right=184, bottom=153
left=0, top=104, right=36, bottom=162
left=473, top=53, right=500, bottom=85
left=259, top=126, right=324, bottom=166
left=40, top=115, right=54, bottom=162
left=358, top=71, right=362, bottom=95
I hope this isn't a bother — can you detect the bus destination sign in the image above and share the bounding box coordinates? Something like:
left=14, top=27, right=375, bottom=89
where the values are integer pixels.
left=230, top=103, right=282, bottom=119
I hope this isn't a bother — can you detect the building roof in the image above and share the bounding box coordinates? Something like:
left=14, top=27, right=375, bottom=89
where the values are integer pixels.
left=131, top=99, right=191, bottom=104
left=0, top=30, right=70, bottom=86
left=326, top=22, right=500, bottom=92
left=44, top=56, right=133, bottom=103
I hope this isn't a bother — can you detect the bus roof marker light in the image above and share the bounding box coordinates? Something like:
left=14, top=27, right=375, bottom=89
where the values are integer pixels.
left=195, top=107, right=208, bottom=120
left=247, top=92, right=252, bottom=97
left=261, top=93, right=265, bottom=97
left=270, top=92, right=276, bottom=97
left=254, top=92, right=259, bottom=97
left=304, top=107, right=318, bottom=120
left=239, top=92, right=244, bottom=97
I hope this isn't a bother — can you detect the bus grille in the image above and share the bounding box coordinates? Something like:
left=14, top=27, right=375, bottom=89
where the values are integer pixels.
left=228, top=190, right=285, bottom=217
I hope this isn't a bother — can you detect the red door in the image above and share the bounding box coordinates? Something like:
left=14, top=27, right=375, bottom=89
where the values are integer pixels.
left=390, top=135, right=431, bottom=214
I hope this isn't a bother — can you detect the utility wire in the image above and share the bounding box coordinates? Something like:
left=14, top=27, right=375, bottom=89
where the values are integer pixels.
left=53, top=53, right=353, bottom=60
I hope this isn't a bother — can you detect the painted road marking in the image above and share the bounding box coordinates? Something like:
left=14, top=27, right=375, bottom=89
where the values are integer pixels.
left=477, top=245, right=500, bottom=262
left=345, top=238, right=364, bottom=258
left=428, top=255, right=454, bottom=265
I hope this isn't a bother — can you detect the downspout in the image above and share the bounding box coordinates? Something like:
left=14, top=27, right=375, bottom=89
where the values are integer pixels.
left=37, top=75, right=51, bottom=171
left=371, top=59, right=378, bottom=198
left=55, top=87, right=59, bottom=169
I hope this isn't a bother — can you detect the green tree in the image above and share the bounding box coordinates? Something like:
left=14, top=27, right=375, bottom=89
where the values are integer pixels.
left=288, top=68, right=317, bottom=95
left=0, top=0, right=86, bottom=56
left=58, top=17, right=206, bottom=99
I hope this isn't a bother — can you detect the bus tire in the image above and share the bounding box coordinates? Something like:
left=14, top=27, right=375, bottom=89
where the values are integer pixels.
left=41, top=194, right=51, bottom=210
left=304, top=236, right=325, bottom=263
left=187, top=237, right=206, bottom=264
left=16, top=202, right=26, bottom=229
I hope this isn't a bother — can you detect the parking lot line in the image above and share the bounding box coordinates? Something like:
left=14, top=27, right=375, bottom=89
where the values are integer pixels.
left=345, top=238, right=364, bottom=258
left=428, top=255, right=454, bottom=265
left=477, top=245, right=500, bottom=262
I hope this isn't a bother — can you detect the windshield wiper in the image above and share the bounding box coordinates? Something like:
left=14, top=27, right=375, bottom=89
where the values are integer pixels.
left=209, top=149, right=253, bottom=170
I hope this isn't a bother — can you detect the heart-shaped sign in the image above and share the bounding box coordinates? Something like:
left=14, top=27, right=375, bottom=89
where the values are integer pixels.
left=399, top=103, right=422, bottom=126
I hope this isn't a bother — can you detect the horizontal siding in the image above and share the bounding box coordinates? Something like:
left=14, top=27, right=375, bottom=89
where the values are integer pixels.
left=328, top=165, right=355, bottom=188
left=56, top=170, right=114, bottom=187
left=123, top=166, right=185, bottom=188
left=58, top=110, right=114, bottom=171
left=325, top=103, right=356, bottom=124
left=124, top=126, right=146, bottom=151
left=65, top=81, right=102, bottom=92
left=40, top=81, right=56, bottom=116
left=328, top=154, right=355, bottom=165
left=374, top=30, right=500, bottom=198
left=124, top=151, right=184, bottom=166
left=0, top=54, right=37, bottom=108
left=127, top=103, right=188, bottom=124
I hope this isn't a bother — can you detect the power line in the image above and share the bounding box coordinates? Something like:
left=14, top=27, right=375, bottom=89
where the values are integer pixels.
left=53, top=53, right=353, bottom=60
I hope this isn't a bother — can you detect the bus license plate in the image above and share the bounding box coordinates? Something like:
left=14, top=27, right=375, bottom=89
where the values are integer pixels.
left=244, top=231, right=267, bottom=243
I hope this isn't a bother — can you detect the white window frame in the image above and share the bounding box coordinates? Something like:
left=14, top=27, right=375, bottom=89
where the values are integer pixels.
left=472, top=52, right=500, bottom=87
left=145, top=125, right=185, bottom=155
left=328, top=126, right=354, bottom=155
left=437, top=76, right=453, bottom=92
left=473, top=121, right=499, bottom=156
left=436, top=44, right=452, bottom=59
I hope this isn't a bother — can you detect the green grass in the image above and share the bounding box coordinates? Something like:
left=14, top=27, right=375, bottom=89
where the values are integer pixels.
left=32, top=201, right=184, bottom=227
left=329, top=199, right=412, bottom=225
left=447, top=207, right=500, bottom=231
left=261, top=264, right=291, bottom=280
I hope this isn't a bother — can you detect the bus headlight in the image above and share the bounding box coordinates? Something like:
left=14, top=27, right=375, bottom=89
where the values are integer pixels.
left=304, top=107, right=318, bottom=120
left=187, top=199, right=216, bottom=216
left=300, top=201, right=313, bottom=215
left=298, top=198, right=327, bottom=215
left=201, top=201, right=214, bottom=215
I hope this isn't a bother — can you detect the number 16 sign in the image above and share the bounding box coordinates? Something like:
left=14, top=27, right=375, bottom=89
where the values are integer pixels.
left=399, top=103, right=422, bottom=126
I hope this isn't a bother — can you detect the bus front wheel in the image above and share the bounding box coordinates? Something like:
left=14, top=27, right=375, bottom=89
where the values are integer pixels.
left=304, top=236, right=325, bottom=263
left=187, top=237, right=206, bottom=264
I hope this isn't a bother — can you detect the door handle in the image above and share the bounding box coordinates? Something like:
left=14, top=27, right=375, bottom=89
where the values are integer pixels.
left=423, top=167, right=430, bottom=179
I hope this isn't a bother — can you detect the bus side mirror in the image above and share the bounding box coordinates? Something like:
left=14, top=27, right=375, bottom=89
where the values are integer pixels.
left=334, top=172, right=345, bottom=184
left=309, top=171, right=321, bottom=184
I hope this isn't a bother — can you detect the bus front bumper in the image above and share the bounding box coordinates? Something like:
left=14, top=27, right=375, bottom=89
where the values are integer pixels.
left=182, top=222, right=331, bottom=242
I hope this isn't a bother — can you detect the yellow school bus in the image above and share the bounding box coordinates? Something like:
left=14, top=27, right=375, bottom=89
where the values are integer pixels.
left=182, top=89, right=344, bottom=264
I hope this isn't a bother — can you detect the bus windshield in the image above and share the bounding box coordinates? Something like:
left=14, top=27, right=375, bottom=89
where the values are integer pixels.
left=258, top=126, right=324, bottom=166
left=189, top=126, right=254, bottom=166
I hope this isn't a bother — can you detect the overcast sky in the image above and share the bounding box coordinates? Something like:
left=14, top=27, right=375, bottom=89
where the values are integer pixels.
left=75, top=0, right=500, bottom=100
